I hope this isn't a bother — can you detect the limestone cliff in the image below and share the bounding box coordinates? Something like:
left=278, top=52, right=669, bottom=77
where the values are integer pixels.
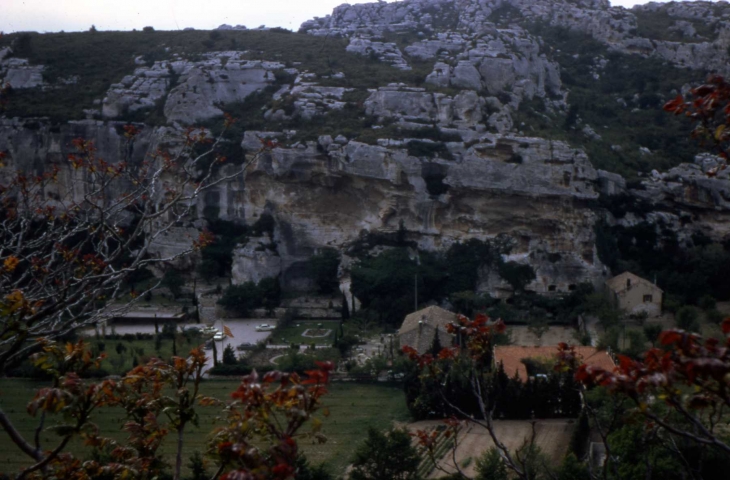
left=1, top=0, right=729, bottom=301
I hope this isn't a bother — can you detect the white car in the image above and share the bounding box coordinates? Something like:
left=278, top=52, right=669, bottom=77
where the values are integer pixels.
left=255, top=324, right=275, bottom=332
left=213, top=332, right=225, bottom=341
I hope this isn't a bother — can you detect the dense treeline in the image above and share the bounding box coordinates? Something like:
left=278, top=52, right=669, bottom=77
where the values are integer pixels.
left=404, top=359, right=581, bottom=421
left=198, top=216, right=276, bottom=281
left=350, top=237, right=535, bottom=327
left=596, top=219, right=730, bottom=305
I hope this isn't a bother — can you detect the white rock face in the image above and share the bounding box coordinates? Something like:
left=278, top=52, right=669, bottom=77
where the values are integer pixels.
left=346, top=36, right=412, bottom=70
left=365, top=85, right=486, bottom=127
left=0, top=50, right=44, bottom=89
left=430, top=26, right=562, bottom=102
left=302, top=0, right=730, bottom=73
left=2, top=113, right=729, bottom=296
left=266, top=82, right=354, bottom=121
left=232, top=240, right=282, bottom=284
left=164, top=54, right=286, bottom=124
left=232, top=129, right=606, bottom=293
left=102, top=61, right=174, bottom=118
left=102, top=52, right=287, bottom=124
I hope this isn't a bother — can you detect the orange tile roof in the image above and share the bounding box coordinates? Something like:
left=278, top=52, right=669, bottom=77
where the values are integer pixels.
left=494, top=345, right=616, bottom=382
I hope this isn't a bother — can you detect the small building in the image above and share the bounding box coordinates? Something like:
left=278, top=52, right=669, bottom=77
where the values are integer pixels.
left=398, top=306, right=457, bottom=354
left=494, top=345, right=616, bottom=382
left=605, top=271, right=663, bottom=317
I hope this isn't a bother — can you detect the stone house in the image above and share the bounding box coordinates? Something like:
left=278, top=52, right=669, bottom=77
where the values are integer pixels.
left=398, top=306, right=457, bottom=354
left=605, top=271, right=663, bottom=317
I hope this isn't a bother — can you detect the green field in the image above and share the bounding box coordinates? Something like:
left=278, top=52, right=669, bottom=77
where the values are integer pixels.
left=271, top=318, right=389, bottom=347
left=0, top=378, right=409, bottom=477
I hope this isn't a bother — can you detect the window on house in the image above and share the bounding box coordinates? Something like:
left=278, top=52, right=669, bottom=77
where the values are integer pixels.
left=643, top=294, right=653, bottom=303
left=626, top=278, right=632, bottom=290
left=568, top=284, right=577, bottom=291
left=548, top=285, right=557, bottom=292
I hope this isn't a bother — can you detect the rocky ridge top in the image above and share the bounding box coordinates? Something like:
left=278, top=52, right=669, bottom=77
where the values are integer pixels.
left=301, top=0, right=730, bottom=73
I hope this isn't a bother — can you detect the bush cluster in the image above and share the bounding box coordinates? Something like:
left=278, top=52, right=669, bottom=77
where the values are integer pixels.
left=217, top=276, right=281, bottom=316
left=350, top=238, right=533, bottom=327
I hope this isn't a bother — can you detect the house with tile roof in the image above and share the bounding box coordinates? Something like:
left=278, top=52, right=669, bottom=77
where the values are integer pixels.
left=494, top=345, right=616, bottom=382
left=398, top=305, right=457, bottom=354
left=605, top=271, right=663, bottom=317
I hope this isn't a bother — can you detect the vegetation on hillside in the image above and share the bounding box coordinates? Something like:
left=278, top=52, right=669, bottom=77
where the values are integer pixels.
left=0, top=29, right=429, bottom=122
left=0, top=20, right=711, bottom=177
left=520, top=23, right=704, bottom=178
left=350, top=237, right=529, bottom=327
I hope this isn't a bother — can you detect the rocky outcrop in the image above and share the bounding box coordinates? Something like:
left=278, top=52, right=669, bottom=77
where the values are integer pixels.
left=232, top=240, right=282, bottom=284
left=0, top=118, right=228, bottom=267
left=0, top=49, right=44, bottom=89
left=364, top=84, right=486, bottom=127
left=301, top=0, right=730, bottom=74
left=346, top=37, right=411, bottom=70
left=164, top=55, right=286, bottom=124
left=102, top=61, right=175, bottom=118
left=102, top=53, right=288, bottom=124
left=423, top=26, right=562, bottom=103
left=266, top=81, right=353, bottom=121
left=637, top=154, right=730, bottom=212
left=3, top=0, right=730, bottom=302
left=232, top=127, right=605, bottom=294
left=1, top=102, right=728, bottom=298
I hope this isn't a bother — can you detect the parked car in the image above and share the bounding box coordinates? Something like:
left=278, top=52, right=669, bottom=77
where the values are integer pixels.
left=255, top=324, right=275, bottom=332
left=213, top=332, right=225, bottom=341
left=387, top=370, right=405, bottom=381
left=202, top=326, right=218, bottom=334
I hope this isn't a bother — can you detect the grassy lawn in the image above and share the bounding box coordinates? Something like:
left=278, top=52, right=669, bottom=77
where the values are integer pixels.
left=272, top=320, right=339, bottom=346
left=0, top=378, right=408, bottom=477
left=272, top=317, right=389, bottom=347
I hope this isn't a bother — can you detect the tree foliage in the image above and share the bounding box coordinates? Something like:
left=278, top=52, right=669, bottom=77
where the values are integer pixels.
left=349, top=427, right=421, bottom=480
left=475, top=448, right=508, bottom=480
left=664, top=74, right=730, bottom=170
left=498, top=261, right=537, bottom=294
left=217, top=276, right=281, bottom=317
left=162, top=269, right=185, bottom=299
left=350, top=239, right=516, bottom=326
left=0, top=340, right=334, bottom=480
left=561, top=318, right=730, bottom=457
left=307, top=247, right=341, bottom=294
left=0, top=118, right=257, bottom=374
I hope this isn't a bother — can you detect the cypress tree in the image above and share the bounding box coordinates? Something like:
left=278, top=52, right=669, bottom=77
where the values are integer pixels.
left=341, top=294, right=350, bottom=320
left=430, top=327, right=443, bottom=355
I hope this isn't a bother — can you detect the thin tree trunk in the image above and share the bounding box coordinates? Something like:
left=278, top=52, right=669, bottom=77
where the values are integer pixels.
left=174, top=423, right=185, bottom=480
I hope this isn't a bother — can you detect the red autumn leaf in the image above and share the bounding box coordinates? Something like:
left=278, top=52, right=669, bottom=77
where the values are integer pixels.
left=721, top=317, right=730, bottom=335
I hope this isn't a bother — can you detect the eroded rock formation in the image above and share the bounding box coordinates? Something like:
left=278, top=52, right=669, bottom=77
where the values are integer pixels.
left=2, top=0, right=730, bottom=301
